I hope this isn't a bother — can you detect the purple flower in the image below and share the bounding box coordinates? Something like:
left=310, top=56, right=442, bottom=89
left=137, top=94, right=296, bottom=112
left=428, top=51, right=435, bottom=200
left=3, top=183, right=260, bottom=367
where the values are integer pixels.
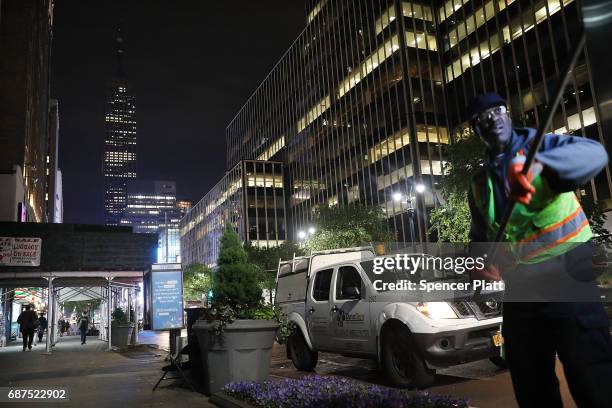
left=223, top=375, right=469, bottom=408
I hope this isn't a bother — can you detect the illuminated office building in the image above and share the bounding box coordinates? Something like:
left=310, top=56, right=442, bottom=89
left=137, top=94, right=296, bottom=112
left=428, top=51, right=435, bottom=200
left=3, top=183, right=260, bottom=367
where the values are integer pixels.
left=159, top=197, right=192, bottom=264
left=182, top=0, right=611, bottom=265
left=121, top=181, right=177, bottom=233
left=121, top=181, right=191, bottom=263
left=104, top=28, right=137, bottom=226
left=180, top=161, right=286, bottom=268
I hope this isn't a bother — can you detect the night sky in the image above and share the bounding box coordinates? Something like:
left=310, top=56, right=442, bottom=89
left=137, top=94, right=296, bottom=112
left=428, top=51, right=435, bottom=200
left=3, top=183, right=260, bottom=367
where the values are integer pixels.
left=52, top=0, right=305, bottom=224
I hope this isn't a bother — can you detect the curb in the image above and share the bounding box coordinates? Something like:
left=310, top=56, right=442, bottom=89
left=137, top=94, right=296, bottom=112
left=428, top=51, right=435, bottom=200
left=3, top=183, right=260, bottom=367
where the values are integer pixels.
left=210, top=392, right=254, bottom=408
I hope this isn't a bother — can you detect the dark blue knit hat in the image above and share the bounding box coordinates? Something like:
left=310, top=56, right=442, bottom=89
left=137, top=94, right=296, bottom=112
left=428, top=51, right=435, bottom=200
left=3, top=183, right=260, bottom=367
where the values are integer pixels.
left=466, top=92, right=507, bottom=120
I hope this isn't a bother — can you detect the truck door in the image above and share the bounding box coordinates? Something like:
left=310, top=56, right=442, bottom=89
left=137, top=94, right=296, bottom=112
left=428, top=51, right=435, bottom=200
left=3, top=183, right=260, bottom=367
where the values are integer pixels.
left=306, top=268, right=334, bottom=351
left=330, top=265, right=374, bottom=354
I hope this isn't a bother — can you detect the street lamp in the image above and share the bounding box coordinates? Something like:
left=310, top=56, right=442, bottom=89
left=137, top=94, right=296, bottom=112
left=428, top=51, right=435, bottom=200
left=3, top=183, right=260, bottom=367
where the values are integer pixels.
left=297, top=230, right=307, bottom=240
left=308, top=226, right=316, bottom=235
left=415, top=183, right=426, bottom=194
left=392, top=192, right=403, bottom=202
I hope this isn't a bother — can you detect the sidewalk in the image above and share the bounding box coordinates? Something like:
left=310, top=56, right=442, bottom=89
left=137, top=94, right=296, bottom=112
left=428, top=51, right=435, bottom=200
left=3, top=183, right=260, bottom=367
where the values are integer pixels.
left=0, top=335, right=213, bottom=408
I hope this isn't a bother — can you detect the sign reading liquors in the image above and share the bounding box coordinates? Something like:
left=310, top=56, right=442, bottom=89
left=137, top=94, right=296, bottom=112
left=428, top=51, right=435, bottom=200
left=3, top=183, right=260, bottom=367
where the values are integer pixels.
left=0, top=237, right=42, bottom=266
left=151, top=268, right=184, bottom=330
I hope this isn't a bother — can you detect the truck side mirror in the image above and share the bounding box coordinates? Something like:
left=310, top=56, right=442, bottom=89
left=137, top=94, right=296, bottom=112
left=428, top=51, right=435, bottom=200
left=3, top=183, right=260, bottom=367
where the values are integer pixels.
left=344, top=286, right=361, bottom=299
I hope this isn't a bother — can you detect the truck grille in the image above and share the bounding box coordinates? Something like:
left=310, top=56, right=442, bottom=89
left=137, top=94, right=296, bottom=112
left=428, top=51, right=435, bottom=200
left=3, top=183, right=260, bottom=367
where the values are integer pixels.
left=450, top=301, right=473, bottom=317
left=450, top=299, right=502, bottom=320
left=474, top=300, right=502, bottom=318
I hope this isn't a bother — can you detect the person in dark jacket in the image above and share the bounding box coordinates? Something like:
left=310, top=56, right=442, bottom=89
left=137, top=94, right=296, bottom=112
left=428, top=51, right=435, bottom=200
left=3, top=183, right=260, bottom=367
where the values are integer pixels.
left=17, top=304, right=38, bottom=351
left=37, top=313, right=47, bottom=342
left=58, top=317, right=65, bottom=337
left=77, top=312, right=89, bottom=345
left=467, top=92, right=612, bottom=407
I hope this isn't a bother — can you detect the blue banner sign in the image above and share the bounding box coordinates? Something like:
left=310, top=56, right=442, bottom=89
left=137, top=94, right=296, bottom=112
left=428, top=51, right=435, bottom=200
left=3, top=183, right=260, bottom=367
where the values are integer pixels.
left=151, top=269, right=184, bottom=330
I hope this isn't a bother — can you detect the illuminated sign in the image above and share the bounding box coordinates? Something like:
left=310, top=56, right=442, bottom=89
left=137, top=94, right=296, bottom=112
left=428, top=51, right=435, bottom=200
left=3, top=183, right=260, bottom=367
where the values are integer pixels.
left=151, top=268, right=184, bottom=330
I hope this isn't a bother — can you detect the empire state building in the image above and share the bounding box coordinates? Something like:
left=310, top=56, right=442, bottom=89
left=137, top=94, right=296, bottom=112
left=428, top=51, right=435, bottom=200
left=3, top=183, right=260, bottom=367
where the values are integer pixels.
left=103, top=28, right=137, bottom=226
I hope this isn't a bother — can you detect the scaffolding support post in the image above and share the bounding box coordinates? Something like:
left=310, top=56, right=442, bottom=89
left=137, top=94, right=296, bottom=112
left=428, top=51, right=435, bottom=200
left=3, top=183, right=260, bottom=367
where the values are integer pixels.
left=45, top=276, right=53, bottom=354
left=107, top=278, right=112, bottom=351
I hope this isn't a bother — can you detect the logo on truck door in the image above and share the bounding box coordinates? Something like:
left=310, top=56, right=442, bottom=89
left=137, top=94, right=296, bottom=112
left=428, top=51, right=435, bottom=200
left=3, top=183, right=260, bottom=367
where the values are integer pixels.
left=336, top=311, right=365, bottom=327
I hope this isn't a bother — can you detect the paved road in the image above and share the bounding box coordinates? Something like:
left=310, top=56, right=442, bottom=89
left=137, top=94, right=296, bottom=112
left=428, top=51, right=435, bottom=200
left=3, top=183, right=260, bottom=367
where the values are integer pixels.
left=0, top=334, right=212, bottom=408
left=269, top=343, right=577, bottom=408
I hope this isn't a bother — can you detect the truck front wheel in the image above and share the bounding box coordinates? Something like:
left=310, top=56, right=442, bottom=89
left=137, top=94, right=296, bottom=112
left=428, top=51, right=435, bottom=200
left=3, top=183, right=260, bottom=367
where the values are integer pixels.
left=287, top=330, right=318, bottom=371
left=382, top=326, right=435, bottom=389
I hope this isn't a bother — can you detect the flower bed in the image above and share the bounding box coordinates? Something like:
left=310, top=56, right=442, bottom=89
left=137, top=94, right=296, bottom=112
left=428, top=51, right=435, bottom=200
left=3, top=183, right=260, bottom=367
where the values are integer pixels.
left=223, top=375, right=469, bottom=408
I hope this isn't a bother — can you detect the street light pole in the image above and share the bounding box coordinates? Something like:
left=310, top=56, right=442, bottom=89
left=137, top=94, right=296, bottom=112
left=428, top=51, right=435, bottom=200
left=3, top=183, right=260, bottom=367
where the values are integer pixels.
left=397, top=181, right=426, bottom=246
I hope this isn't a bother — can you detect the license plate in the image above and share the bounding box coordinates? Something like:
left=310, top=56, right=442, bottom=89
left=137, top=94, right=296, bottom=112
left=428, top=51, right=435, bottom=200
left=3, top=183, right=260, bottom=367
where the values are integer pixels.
left=492, top=330, right=504, bottom=347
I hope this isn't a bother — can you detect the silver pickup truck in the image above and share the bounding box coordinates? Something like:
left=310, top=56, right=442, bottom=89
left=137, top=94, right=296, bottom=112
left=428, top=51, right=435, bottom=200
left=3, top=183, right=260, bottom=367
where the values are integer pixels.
left=276, top=246, right=504, bottom=388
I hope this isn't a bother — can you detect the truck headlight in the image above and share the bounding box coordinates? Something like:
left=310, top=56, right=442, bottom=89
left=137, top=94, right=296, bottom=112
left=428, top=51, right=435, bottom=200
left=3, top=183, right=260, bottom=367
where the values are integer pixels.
left=416, top=302, right=458, bottom=319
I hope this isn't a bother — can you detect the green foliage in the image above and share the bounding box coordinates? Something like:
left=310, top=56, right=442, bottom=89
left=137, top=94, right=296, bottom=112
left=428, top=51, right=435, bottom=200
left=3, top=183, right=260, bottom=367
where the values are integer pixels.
left=62, top=299, right=101, bottom=317
left=244, top=241, right=305, bottom=304
left=304, top=204, right=395, bottom=251
left=429, top=131, right=485, bottom=242
left=199, top=304, right=236, bottom=335
left=244, top=241, right=305, bottom=272
left=200, top=224, right=295, bottom=333
left=111, top=307, right=128, bottom=325
left=199, top=303, right=293, bottom=338
left=218, top=223, right=248, bottom=265
left=429, top=192, right=472, bottom=242
left=213, top=223, right=262, bottom=310
left=440, top=130, right=486, bottom=197
left=183, top=263, right=213, bottom=302
left=581, top=194, right=612, bottom=244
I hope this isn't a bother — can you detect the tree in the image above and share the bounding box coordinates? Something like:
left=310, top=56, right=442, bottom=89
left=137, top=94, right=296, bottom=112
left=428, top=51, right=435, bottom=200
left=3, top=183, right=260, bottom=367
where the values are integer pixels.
left=429, top=192, right=473, bottom=242
left=429, top=131, right=485, bottom=242
left=62, top=299, right=101, bottom=316
left=244, top=241, right=305, bottom=304
left=581, top=194, right=611, bottom=244
left=304, top=203, right=395, bottom=251
left=183, top=263, right=213, bottom=302
left=214, top=223, right=262, bottom=310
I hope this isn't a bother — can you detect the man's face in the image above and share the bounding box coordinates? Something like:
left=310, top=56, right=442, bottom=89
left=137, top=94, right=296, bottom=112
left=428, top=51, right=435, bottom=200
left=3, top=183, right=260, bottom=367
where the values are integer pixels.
left=473, top=105, right=512, bottom=151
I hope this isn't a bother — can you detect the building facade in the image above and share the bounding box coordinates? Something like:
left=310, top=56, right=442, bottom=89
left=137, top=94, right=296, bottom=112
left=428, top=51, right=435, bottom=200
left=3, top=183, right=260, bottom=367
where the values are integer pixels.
left=120, top=181, right=191, bottom=263
left=121, top=181, right=177, bottom=233
left=183, top=0, right=611, bottom=266
left=0, top=0, right=55, bottom=223
left=47, top=99, right=63, bottom=223
left=103, top=28, right=137, bottom=226
left=180, top=160, right=286, bottom=267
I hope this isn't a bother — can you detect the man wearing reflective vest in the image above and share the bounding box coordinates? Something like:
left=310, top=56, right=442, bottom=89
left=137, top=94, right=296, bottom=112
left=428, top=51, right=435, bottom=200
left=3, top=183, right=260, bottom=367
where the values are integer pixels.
left=466, top=92, right=612, bottom=407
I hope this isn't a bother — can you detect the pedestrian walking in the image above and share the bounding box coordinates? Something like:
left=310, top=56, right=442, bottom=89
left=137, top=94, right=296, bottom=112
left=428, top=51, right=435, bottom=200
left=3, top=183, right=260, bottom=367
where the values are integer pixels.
left=37, top=313, right=47, bottom=343
left=466, top=92, right=612, bottom=407
left=16, top=304, right=38, bottom=351
left=58, top=317, right=65, bottom=337
left=77, top=311, right=89, bottom=345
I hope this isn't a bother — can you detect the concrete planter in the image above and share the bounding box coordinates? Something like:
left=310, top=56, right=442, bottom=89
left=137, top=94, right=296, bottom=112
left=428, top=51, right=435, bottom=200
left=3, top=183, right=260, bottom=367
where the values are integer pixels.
left=111, top=324, right=135, bottom=348
left=193, top=319, right=278, bottom=395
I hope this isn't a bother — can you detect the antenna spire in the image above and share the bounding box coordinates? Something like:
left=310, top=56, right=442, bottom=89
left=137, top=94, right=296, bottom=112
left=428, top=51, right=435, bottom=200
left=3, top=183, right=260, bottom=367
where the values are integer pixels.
left=114, top=26, right=125, bottom=77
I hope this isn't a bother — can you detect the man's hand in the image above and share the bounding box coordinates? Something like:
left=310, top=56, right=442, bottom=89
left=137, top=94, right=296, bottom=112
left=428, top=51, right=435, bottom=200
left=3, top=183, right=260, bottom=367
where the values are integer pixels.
left=506, top=156, right=542, bottom=205
left=470, top=264, right=502, bottom=282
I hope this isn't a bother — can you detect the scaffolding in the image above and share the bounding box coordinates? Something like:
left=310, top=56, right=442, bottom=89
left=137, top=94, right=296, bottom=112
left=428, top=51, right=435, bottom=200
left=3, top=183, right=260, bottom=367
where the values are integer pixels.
left=1, top=275, right=141, bottom=353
